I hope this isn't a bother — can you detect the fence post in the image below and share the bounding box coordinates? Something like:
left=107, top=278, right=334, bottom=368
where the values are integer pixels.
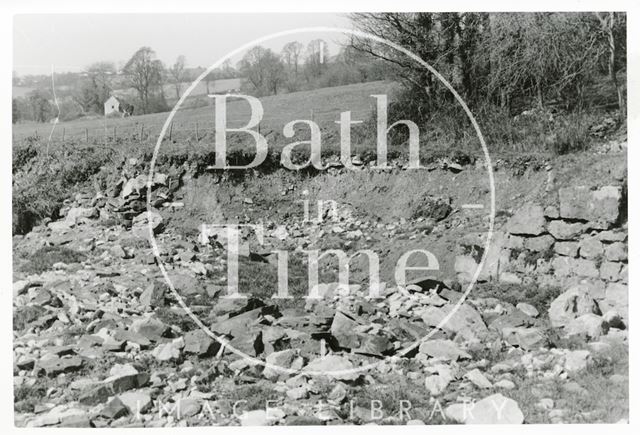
left=85, top=128, right=89, bottom=143
left=169, top=122, right=173, bottom=141
left=113, top=126, right=117, bottom=140
left=62, top=128, right=65, bottom=141
left=195, top=122, right=199, bottom=141
left=140, top=124, right=144, bottom=143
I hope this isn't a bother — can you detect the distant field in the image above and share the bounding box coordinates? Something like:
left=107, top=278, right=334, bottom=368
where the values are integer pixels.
left=114, top=77, right=243, bottom=101
left=13, top=81, right=398, bottom=148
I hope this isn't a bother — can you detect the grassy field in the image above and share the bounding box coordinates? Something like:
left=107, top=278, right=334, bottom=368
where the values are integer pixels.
left=13, top=81, right=398, bottom=146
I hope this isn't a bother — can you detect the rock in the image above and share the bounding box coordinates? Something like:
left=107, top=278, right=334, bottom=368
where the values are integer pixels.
left=603, top=283, right=628, bottom=319
left=65, top=207, right=98, bottom=225
left=537, top=398, right=554, bottom=410
left=554, top=242, right=579, bottom=257
left=579, top=237, right=604, bottom=259
left=286, top=386, right=309, bottom=400
left=79, top=384, right=113, bottom=406
left=516, top=303, right=539, bottom=318
left=544, top=206, right=560, bottom=218
left=421, top=303, right=488, bottom=340
left=151, top=337, right=184, bottom=361
left=118, top=391, right=152, bottom=414
left=102, top=365, right=149, bottom=395
left=506, top=203, right=545, bottom=236
left=327, top=383, right=347, bottom=404
left=239, top=409, right=268, bottom=426
left=552, top=257, right=599, bottom=278
left=100, top=397, right=129, bottom=419
left=184, top=330, right=219, bottom=357
left=604, top=242, right=627, bottom=262
left=494, top=379, right=516, bottom=389
left=130, top=316, right=169, bottom=341
left=131, top=210, right=163, bottom=239
left=263, top=349, right=296, bottom=380
left=548, top=285, right=600, bottom=327
left=564, top=349, right=591, bottom=372
left=303, top=355, right=359, bottom=381
left=597, top=231, right=626, bottom=243
left=354, top=334, right=393, bottom=357
left=424, top=374, right=450, bottom=396
left=600, top=261, right=622, bottom=281
left=502, top=327, right=545, bottom=350
left=572, top=259, right=599, bottom=277
left=414, top=195, right=452, bottom=221
left=139, top=283, right=165, bottom=308
left=566, top=314, right=609, bottom=340
left=37, top=355, right=84, bottom=377
left=110, top=244, right=127, bottom=258
left=179, top=398, right=202, bottom=417
left=330, top=311, right=360, bottom=349
left=419, top=339, right=471, bottom=361
left=284, top=415, right=323, bottom=425
left=454, top=255, right=480, bottom=283
left=548, top=221, right=584, bottom=240
left=168, top=273, right=201, bottom=295
left=446, top=393, right=524, bottom=424
left=559, top=186, right=621, bottom=227
left=603, top=310, right=624, bottom=329
left=465, top=368, right=492, bottom=389
left=13, top=280, right=32, bottom=297
left=524, top=235, right=554, bottom=252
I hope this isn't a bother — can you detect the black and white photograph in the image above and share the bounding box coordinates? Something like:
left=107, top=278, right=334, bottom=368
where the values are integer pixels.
left=3, top=1, right=637, bottom=429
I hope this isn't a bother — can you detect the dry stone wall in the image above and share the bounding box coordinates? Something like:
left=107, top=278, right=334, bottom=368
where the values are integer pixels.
left=455, top=185, right=628, bottom=321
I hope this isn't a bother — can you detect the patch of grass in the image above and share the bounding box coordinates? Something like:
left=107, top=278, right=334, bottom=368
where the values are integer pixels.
left=12, top=143, right=113, bottom=234
left=19, top=245, right=87, bottom=275
left=14, top=382, right=49, bottom=414
left=348, top=373, right=448, bottom=424
left=13, top=305, right=47, bottom=331
left=224, top=382, right=280, bottom=411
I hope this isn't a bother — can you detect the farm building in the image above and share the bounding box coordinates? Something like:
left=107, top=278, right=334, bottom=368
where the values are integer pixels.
left=104, top=96, right=120, bottom=116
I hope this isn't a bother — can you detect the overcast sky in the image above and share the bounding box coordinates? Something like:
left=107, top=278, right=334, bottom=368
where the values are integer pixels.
left=13, top=13, right=352, bottom=76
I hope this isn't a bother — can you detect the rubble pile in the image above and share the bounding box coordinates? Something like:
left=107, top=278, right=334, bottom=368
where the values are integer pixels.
left=12, top=160, right=628, bottom=427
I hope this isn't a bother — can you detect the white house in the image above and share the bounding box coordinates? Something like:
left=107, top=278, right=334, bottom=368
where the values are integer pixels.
left=104, top=96, right=120, bottom=116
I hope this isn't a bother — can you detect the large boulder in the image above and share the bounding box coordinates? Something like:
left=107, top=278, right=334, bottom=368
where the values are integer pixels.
left=559, top=186, right=621, bottom=228
left=445, top=393, right=524, bottom=424
left=421, top=303, right=488, bottom=340
left=548, top=221, right=584, bottom=240
left=565, top=314, right=609, bottom=340
left=131, top=210, right=163, bottom=239
left=506, top=203, right=545, bottom=236
left=548, top=284, right=600, bottom=327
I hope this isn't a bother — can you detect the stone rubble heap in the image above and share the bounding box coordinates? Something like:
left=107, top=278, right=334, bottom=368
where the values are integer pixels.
left=12, top=161, right=628, bottom=427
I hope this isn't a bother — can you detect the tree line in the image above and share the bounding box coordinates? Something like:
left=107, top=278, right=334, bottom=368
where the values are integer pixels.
left=350, top=12, right=626, bottom=117
left=12, top=39, right=386, bottom=124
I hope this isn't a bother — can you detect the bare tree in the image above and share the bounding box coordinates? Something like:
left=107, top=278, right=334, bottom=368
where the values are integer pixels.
left=123, top=47, right=165, bottom=113
left=169, top=55, right=186, bottom=99
left=304, top=39, right=330, bottom=79
left=282, top=41, right=303, bottom=75
left=239, top=46, right=285, bottom=96
left=596, top=12, right=626, bottom=117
